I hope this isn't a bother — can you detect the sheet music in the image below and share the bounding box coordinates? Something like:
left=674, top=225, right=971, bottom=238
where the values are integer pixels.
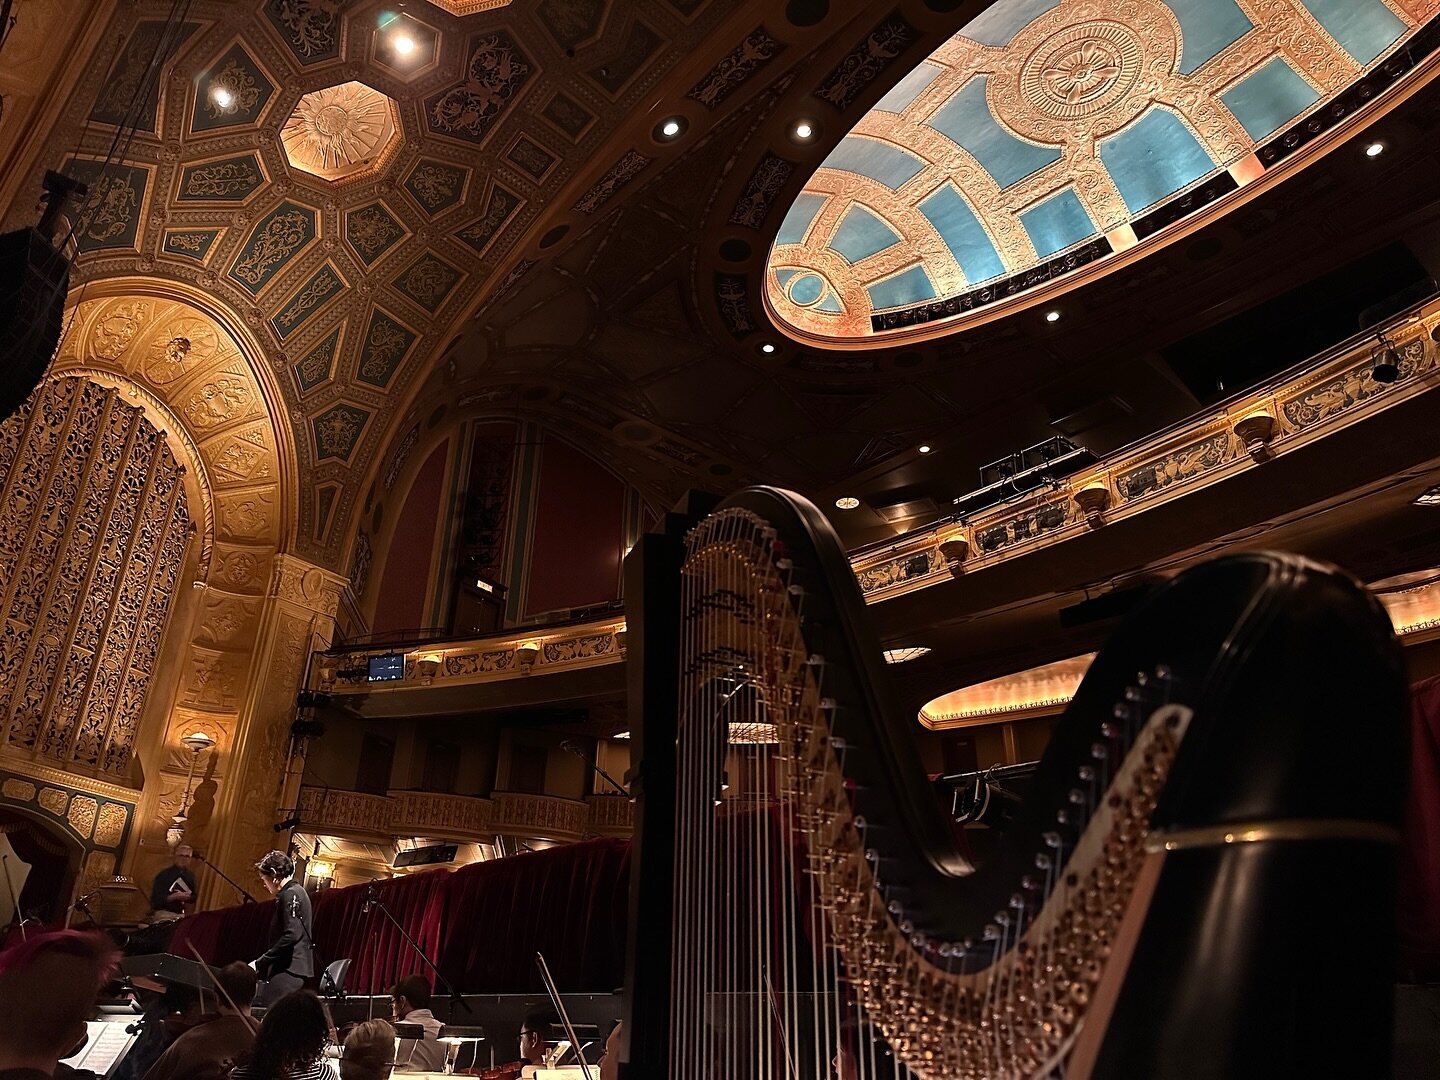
left=60, top=1021, right=136, bottom=1075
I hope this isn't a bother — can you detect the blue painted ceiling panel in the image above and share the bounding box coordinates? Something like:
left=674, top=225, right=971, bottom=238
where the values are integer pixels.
left=867, top=265, right=937, bottom=310
left=1220, top=57, right=1321, bottom=141
left=1098, top=110, right=1215, bottom=214
left=829, top=205, right=901, bottom=263
left=1166, top=0, right=1254, bottom=74
left=822, top=138, right=928, bottom=190
left=1019, top=188, right=1097, bottom=259
left=776, top=193, right=826, bottom=246
left=1297, top=0, right=1406, bottom=65
left=918, top=185, right=1006, bottom=284
left=875, top=62, right=943, bottom=114
left=928, top=77, right=1063, bottom=190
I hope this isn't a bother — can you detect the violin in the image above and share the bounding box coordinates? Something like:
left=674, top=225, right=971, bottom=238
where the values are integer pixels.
left=475, top=1061, right=525, bottom=1079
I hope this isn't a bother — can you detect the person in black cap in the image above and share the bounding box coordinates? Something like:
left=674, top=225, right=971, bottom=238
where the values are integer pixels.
left=249, top=851, right=313, bottom=1007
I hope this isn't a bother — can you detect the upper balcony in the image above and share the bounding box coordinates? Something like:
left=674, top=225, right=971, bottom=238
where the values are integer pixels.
left=298, top=784, right=633, bottom=846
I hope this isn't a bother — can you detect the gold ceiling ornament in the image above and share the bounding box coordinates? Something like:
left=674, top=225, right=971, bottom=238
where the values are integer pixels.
left=418, top=0, right=516, bottom=14
left=280, top=81, right=400, bottom=182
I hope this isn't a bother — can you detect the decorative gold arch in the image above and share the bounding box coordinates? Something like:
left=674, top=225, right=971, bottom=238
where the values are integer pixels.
left=43, top=283, right=322, bottom=897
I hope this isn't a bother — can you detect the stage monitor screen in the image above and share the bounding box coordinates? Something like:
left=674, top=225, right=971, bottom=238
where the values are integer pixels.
left=368, top=654, right=404, bottom=682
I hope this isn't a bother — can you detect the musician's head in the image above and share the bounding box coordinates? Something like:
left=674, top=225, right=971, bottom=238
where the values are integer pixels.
left=389, top=974, right=431, bottom=1021
left=173, top=843, right=194, bottom=864
left=246, top=990, right=329, bottom=1077
left=342, top=1018, right=397, bottom=1080
left=215, top=961, right=258, bottom=1015
left=0, top=929, right=117, bottom=1073
left=598, top=1020, right=622, bottom=1080
left=255, top=850, right=295, bottom=895
left=519, top=1011, right=554, bottom=1064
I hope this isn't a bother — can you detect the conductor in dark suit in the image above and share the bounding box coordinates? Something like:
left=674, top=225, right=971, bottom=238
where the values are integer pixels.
left=249, top=850, right=313, bottom=1007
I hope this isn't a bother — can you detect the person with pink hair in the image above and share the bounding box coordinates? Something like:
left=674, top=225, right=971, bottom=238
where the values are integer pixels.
left=0, top=929, right=118, bottom=1079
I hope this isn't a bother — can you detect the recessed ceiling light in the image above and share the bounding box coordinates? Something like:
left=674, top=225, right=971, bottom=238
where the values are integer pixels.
left=210, top=85, right=234, bottom=109
left=835, top=496, right=860, bottom=510
left=661, top=118, right=682, bottom=137
left=1045, top=310, right=1061, bottom=323
left=918, top=444, right=932, bottom=454
left=392, top=33, right=416, bottom=55
left=883, top=646, right=931, bottom=664
left=792, top=120, right=815, bottom=141
left=1365, top=141, right=1385, bottom=158
left=760, top=342, right=777, bottom=354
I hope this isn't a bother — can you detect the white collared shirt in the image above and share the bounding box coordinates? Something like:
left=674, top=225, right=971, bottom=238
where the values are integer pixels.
left=394, top=1007, right=448, bottom=1072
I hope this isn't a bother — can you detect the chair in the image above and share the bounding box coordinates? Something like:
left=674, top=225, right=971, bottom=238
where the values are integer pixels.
left=319, top=957, right=351, bottom=1000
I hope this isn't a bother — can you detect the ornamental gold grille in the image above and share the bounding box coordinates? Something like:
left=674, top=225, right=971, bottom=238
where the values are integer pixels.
left=0, top=377, right=192, bottom=779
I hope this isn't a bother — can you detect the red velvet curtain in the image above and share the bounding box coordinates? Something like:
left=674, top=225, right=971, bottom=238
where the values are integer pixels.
left=437, top=838, right=631, bottom=993
left=1400, top=674, right=1440, bottom=980
left=172, top=839, right=632, bottom=994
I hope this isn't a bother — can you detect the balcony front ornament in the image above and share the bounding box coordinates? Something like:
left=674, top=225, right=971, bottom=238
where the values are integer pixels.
left=1233, top=411, right=1278, bottom=462
left=937, top=528, right=971, bottom=575
left=1073, top=482, right=1112, bottom=529
left=515, top=641, right=541, bottom=670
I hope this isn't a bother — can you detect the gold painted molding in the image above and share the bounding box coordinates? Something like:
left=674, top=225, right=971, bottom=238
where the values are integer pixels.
left=319, top=617, right=626, bottom=694
left=852, top=299, right=1440, bottom=604
left=918, top=572, right=1440, bottom=729
left=298, top=784, right=617, bottom=844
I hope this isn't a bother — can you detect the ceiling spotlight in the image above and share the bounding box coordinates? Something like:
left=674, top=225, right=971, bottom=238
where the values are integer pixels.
left=760, top=342, right=777, bottom=354
left=1370, top=336, right=1400, bottom=383
left=392, top=33, right=417, bottom=55
left=918, top=444, right=932, bottom=454
left=661, top=118, right=682, bottom=137
left=1364, top=141, right=1385, bottom=158
left=210, top=85, right=234, bottom=109
left=1045, top=310, right=1061, bottom=323
left=835, top=496, right=861, bottom=510
left=792, top=120, right=815, bottom=141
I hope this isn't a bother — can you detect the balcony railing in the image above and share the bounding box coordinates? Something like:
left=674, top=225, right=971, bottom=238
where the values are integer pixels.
left=316, top=298, right=1440, bottom=682
left=298, top=785, right=618, bottom=844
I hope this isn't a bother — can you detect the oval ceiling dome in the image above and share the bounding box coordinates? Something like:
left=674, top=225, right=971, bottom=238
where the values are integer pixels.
left=766, top=0, right=1440, bottom=345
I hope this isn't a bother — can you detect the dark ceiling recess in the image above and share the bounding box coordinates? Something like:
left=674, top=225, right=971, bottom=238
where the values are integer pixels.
left=1163, top=243, right=1435, bottom=406
left=719, top=238, right=751, bottom=263
left=785, top=0, right=828, bottom=27
left=539, top=224, right=570, bottom=249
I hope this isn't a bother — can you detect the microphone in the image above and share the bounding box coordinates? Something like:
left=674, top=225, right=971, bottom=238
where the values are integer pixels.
left=362, top=881, right=379, bottom=913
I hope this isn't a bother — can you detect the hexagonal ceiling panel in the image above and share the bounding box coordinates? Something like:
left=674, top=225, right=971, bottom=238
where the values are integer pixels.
left=281, top=81, right=400, bottom=183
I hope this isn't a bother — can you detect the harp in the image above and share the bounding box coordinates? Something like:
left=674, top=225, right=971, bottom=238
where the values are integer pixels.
left=619, top=488, right=1406, bottom=1079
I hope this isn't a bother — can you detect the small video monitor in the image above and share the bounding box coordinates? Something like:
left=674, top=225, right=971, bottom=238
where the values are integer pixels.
left=367, top=654, right=404, bottom=682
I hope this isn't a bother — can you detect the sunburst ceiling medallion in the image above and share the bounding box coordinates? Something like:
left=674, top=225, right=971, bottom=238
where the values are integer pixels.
left=281, top=81, right=400, bottom=183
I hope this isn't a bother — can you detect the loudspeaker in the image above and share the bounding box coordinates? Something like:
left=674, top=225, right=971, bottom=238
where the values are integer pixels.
left=0, top=227, right=69, bottom=422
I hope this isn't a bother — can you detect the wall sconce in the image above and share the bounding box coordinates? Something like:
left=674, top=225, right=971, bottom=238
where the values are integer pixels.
left=175, top=730, right=216, bottom=834
left=415, top=653, right=441, bottom=683
left=1073, top=483, right=1111, bottom=529
left=515, top=642, right=541, bottom=670
left=309, top=858, right=334, bottom=882
left=937, top=529, right=970, bottom=575
left=1232, top=412, right=1278, bottom=462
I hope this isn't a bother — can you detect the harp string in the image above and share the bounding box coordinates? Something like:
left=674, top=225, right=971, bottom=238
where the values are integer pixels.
left=673, top=508, right=1181, bottom=1078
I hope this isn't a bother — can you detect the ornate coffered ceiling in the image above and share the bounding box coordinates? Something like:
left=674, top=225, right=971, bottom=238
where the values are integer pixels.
left=17, top=0, right=754, bottom=569
left=767, top=0, right=1440, bottom=342
left=10, top=0, right=1440, bottom=587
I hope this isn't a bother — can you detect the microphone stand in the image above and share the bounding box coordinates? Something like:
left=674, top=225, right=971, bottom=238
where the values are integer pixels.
left=559, top=741, right=629, bottom=796
left=362, top=882, right=471, bottom=1021
left=197, top=855, right=258, bottom=904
